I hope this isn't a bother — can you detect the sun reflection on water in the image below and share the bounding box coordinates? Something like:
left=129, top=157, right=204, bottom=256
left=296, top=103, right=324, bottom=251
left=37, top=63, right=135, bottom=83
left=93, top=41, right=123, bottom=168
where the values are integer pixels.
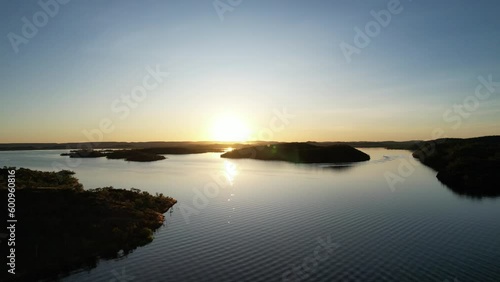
left=224, top=160, right=238, bottom=186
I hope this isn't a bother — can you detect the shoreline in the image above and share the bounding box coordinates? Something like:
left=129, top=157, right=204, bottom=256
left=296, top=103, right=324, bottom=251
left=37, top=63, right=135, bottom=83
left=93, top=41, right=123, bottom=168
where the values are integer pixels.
left=0, top=168, right=177, bottom=282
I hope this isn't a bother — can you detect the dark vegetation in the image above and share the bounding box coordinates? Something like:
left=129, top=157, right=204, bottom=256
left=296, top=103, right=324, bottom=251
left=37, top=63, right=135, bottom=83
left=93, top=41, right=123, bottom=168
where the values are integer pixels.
left=412, top=136, right=500, bottom=197
left=61, top=150, right=109, bottom=158
left=61, top=149, right=167, bottom=162
left=3, top=168, right=84, bottom=190
left=0, top=168, right=176, bottom=282
left=60, top=146, right=231, bottom=162
left=105, top=150, right=167, bottom=162
left=314, top=140, right=423, bottom=150
left=221, top=143, right=370, bottom=163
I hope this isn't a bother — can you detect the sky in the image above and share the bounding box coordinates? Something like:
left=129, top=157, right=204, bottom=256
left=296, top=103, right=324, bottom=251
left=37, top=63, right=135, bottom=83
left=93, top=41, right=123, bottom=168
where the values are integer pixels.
left=1, top=0, right=499, bottom=143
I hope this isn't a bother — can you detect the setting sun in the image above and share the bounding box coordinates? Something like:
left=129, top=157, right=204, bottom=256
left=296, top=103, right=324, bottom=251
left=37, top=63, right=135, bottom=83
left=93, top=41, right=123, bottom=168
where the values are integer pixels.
left=211, top=116, right=251, bottom=142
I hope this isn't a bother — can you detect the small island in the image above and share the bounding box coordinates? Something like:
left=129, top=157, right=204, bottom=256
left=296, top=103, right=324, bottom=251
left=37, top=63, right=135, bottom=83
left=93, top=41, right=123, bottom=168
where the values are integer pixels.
left=221, top=142, right=370, bottom=163
left=412, top=136, right=500, bottom=197
left=105, top=149, right=167, bottom=162
left=61, top=149, right=168, bottom=162
left=60, top=146, right=229, bottom=162
left=0, top=167, right=176, bottom=282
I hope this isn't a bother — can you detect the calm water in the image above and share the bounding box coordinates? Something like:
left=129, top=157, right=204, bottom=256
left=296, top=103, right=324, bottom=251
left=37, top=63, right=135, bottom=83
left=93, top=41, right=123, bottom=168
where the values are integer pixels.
left=1, top=149, right=500, bottom=282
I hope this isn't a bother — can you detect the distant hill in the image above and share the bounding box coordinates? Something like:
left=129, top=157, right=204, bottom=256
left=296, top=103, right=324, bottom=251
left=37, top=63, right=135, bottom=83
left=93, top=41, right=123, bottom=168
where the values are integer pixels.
left=413, top=136, right=500, bottom=197
left=0, top=142, right=241, bottom=151
left=0, top=140, right=422, bottom=151
left=317, top=140, right=422, bottom=150
left=221, top=142, right=370, bottom=163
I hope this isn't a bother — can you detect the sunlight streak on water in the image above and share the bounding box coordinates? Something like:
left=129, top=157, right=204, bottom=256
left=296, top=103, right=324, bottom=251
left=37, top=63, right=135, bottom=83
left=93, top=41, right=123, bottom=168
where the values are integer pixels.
left=2, top=149, right=500, bottom=281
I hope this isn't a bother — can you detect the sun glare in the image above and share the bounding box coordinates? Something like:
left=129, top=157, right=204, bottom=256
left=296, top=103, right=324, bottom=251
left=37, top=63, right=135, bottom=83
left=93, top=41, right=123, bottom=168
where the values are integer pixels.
left=212, top=116, right=251, bottom=142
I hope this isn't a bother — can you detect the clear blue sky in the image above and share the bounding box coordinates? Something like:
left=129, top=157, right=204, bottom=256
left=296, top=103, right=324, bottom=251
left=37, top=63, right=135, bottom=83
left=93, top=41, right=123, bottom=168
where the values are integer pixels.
left=1, top=0, right=499, bottom=142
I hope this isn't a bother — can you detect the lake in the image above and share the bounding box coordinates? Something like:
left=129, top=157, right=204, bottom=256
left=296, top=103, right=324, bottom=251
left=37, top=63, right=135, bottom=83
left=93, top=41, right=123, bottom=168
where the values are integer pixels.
left=1, top=148, right=499, bottom=282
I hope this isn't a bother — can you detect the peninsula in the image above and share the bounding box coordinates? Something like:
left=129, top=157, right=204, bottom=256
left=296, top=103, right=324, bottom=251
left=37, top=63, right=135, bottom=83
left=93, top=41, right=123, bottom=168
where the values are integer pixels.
left=412, top=136, right=500, bottom=197
left=0, top=167, right=176, bottom=282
